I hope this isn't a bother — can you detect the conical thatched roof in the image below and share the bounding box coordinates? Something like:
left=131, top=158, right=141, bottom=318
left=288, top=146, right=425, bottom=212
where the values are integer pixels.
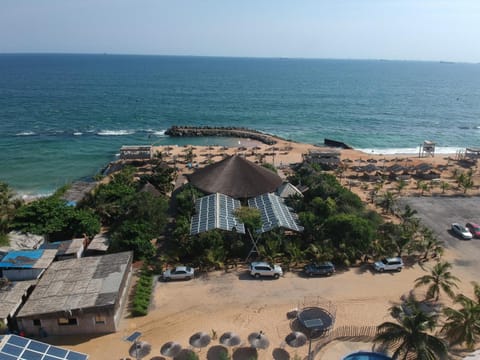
left=187, top=155, right=283, bottom=198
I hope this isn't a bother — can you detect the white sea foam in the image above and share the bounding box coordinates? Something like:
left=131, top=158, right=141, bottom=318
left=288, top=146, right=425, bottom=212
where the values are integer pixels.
left=359, top=146, right=464, bottom=155
left=97, top=130, right=135, bottom=136
left=18, top=192, right=53, bottom=202
left=73, top=132, right=83, bottom=136
left=15, top=131, right=36, bottom=136
left=153, top=130, right=166, bottom=136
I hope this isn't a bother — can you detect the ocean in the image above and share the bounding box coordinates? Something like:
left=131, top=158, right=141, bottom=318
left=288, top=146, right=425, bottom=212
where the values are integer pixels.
left=1, top=54, right=479, bottom=196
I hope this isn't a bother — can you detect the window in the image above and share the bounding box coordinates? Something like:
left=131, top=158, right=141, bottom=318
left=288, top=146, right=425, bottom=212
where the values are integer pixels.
left=58, top=317, right=78, bottom=326
left=95, top=315, right=106, bottom=325
left=33, top=319, right=41, bottom=326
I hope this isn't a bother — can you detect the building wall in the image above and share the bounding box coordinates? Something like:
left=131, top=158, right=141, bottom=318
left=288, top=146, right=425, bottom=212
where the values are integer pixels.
left=18, top=309, right=116, bottom=336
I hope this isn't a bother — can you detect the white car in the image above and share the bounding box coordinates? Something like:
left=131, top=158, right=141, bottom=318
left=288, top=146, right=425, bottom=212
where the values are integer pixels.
left=250, top=262, right=283, bottom=279
left=373, top=257, right=404, bottom=272
left=162, top=266, right=194, bottom=281
left=451, top=223, right=473, bottom=240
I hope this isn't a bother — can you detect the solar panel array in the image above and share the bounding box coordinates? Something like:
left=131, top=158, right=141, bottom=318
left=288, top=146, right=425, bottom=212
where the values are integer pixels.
left=190, top=193, right=245, bottom=235
left=248, top=193, right=304, bottom=234
left=0, top=335, right=88, bottom=360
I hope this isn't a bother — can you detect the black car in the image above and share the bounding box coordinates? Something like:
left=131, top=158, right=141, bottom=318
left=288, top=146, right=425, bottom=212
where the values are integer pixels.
left=304, top=262, right=335, bottom=276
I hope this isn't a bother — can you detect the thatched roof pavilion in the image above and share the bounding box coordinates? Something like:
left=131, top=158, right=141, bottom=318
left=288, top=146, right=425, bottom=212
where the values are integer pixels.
left=187, top=155, right=283, bottom=199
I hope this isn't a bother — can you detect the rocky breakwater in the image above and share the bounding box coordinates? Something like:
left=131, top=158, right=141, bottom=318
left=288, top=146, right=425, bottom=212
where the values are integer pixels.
left=165, top=126, right=277, bottom=145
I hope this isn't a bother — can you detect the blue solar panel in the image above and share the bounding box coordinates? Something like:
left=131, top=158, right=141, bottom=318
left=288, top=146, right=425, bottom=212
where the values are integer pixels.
left=248, top=193, right=303, bottom=233
left=0, top=353, right=17, bottom=360
left=191, top=193, right=245, bottom=235
left=21, top=349, right=43, bottom=360
left=44, top=356, right=60, bottom=360
left=2, top=344, right=22, bottom=357
left=27, top=341, right=48, bottom=353
left=7, top=336, right=28, bottom=347
left=47, top=346, right=68, bottom=357
left=0, top=336, right=88, bottom=360
left=66, top=351, right=88, bottom=360
left=125, top=331, right=142, bottom=343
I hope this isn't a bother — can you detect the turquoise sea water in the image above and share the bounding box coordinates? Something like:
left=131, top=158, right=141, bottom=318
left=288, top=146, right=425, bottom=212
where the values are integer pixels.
left=1, top=54, right=480, bottom=195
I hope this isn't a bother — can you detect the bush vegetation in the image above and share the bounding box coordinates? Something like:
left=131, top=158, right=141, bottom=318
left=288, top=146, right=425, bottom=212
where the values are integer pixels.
left=131, top=266, right=154, bottom=317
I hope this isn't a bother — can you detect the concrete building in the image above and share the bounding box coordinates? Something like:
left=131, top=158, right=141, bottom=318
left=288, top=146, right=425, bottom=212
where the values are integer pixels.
left=0, top=250, right=56, bottom=281
left=85, top=233, right=110, bottom=256
left=16, top=252, right=133, bottom=336
left=120, top=145, right=152, bottom=160
left=0, top=280, right=36, bottom=330
left=42, top=238, right=85, bottom=261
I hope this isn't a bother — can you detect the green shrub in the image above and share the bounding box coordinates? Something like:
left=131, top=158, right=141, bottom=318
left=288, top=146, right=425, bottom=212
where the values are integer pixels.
left=131, top=269, right=153, bottom=317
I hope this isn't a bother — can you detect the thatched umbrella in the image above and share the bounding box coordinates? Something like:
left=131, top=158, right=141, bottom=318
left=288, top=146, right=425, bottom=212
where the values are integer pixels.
left=248, top=331, right=269, bottom=350
left=189, top=331, right=211, bottom=349
left=129, top=341, right=151, bottom=359
left=285, top=332, right=307, bottom=348
left=160, top=342, right=182, bottom=358
left=272, top=348, right=290, bottom=360
left=219, top=332, right=242, bottom=347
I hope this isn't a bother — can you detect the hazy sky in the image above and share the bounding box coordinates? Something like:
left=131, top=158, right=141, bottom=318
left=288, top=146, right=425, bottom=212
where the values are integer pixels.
left=1, top=0, right=479, bottom=62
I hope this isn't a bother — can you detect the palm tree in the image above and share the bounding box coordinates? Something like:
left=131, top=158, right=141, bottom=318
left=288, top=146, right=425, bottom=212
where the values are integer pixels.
left=414, top=261, right=459, bottom=301
left=396, top=179, right=408, bottom=195
left=440, top=181, right=450, bottom=194
left=375, top=306, right=448, bottom=359
left=379, top=191, right=396, bottom=214
left=417, top=180, right=429, bottom=196
left=441, top=293, right=480, bottom=351
left=399, top=205, right=417, bottom=225
left=457, top=172, right=474, bottom=194
left=418, top=228, right=444, bottom=260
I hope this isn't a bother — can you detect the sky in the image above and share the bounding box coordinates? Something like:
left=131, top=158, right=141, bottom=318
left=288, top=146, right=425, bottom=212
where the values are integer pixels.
left=1, top=0, right=479, bottom=62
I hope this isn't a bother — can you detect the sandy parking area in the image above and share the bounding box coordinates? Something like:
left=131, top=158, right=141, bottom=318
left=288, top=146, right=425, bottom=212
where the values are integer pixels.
left=56, top=255, right=477, bottom=360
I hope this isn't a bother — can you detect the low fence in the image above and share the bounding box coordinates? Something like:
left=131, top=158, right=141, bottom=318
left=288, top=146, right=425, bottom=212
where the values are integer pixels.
left=312, top=325, right=378, bottom=357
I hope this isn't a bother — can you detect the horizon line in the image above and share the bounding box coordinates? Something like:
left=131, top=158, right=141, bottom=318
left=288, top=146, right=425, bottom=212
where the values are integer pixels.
left=0, top=52, right=478, bottom=65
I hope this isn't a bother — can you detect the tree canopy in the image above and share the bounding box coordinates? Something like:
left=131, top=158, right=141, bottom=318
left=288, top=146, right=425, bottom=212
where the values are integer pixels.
left=12, top=196, right=100, bottom=240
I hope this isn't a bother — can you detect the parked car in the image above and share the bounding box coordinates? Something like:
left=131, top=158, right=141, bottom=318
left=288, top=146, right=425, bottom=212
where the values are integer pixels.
left=303, top=262, right=335, bottom=277
left=250, top=262, right=283, bottom=279
left=162, top=266, right=194, bottom=281
left=466, top=223, right=480, bottom=238
left=373, top=257, right=404, bottom=272
left=451, top=223, right=473, bottom=240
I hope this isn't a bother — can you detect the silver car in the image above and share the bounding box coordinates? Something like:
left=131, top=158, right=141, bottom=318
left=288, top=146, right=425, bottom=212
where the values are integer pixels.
left=250, top=262, right=283, bottom=279
left=162, top=266, right=194, bottom=281
left=451, top=223, right=473, bottom=240
left=373, top=257, right=404, bottom=272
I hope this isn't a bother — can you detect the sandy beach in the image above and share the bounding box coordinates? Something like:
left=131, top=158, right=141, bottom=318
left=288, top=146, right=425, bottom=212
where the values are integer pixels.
left=50, top=135, right=480, bottom=360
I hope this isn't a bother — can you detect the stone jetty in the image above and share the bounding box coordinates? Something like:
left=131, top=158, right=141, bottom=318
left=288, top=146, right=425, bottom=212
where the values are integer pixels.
left=165, top=126, right=277, bottom=145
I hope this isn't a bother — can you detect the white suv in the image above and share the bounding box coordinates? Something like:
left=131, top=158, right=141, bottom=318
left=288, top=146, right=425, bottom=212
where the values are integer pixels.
left=374, top=257, right=404, bottom=272
left=250, top=262, right=283, bottom=279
